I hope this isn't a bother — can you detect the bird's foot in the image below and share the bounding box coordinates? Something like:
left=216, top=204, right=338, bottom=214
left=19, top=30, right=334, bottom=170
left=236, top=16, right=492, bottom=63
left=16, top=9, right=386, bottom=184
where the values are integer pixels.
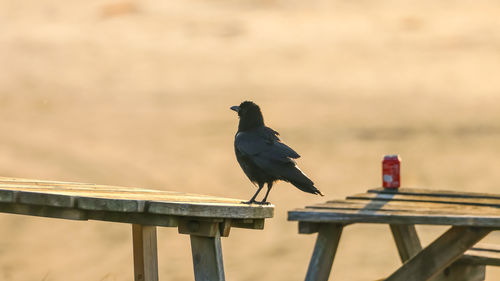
left=241, top=200, right=256, bottom=204
left=256, top=201, right=271, bottom=205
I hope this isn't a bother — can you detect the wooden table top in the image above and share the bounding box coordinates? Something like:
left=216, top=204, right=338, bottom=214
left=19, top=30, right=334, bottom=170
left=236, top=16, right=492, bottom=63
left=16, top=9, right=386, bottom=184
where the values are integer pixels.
left=0, top=177, right=273, bottom=229
left=288, top=188, right=500, bottom=227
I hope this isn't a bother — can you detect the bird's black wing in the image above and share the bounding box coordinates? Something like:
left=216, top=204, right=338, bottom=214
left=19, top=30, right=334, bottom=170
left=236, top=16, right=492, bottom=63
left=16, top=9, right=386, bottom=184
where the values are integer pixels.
left=235, top=127, right=322, bottom=195
left=235, top=127, right=300, bottom=164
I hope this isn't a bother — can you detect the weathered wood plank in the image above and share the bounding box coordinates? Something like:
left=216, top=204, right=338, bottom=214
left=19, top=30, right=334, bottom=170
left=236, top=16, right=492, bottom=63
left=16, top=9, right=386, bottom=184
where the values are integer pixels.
left=311, top=200, right=500, bottom=217
left=460, top=243, right=500, bottom=266
left=219, top=219, right=231, bottom=237
left=389, top=225, right=488, bottom=281
left=320, top=199, right=500, bottom=211
left=178, top=219, right=220, bottom=237
left=0, top=202, right=180, bottom=226
left=299, top=222, right=320, bottom=234
left=305, top=224, right=343, bottom=281
left=0, top=202, right=87, bottom=221
left=17, top=191, right=75, bottom=208
left=0, top=186, right=244, bottom=204
left=132, top=224, right=159, bottom=281
left=190, top=231, right=225, bottom=281
left=431, top=264, right=485, bottom=281
left=390, top=224, right=422, bottom=262
left=0, top=181, right=240, bottom=201
left=77, top=197, right=145, bottom=212
left=230, top=219, right=265, bottom=230
left=86, top=211, right=179, bottom=227
left=385, top=226, right=492, bottom=281
left=0, top=186, right=244, bottom=203
left=370, top=188, right=500, bottom=200
left=0, top=189, right=16, bottom=203
left=288, top=208, right=500, bottom=227
left=347, top=192, right=500, bottom=208
left=0, top=176, right=93, bottom=185
left=148, top=201, right=274, bottom=219
left=0, top=177, right=274, bottom=221
left=470, top=243, right=500, bottom=253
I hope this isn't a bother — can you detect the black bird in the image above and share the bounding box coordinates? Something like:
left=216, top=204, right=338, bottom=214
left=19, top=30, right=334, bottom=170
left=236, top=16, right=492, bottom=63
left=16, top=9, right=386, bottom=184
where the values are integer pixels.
left=230, top=101, right=323, bottom=204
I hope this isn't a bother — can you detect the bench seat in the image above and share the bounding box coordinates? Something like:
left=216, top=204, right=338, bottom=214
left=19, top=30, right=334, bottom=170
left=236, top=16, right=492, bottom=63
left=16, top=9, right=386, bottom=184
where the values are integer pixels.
left=461, top=244, right=500, bottom=266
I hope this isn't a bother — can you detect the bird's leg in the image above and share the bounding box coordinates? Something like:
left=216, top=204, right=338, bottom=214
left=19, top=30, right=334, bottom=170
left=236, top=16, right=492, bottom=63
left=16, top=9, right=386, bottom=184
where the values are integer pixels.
left=259, top=182, right=273, bottom=205
left=242, top=183, right=264, bottom=204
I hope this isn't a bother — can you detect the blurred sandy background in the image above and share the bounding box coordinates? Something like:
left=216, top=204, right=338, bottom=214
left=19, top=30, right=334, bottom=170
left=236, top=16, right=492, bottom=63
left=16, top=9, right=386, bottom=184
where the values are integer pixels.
left=1, top=0, right=500, bottom=280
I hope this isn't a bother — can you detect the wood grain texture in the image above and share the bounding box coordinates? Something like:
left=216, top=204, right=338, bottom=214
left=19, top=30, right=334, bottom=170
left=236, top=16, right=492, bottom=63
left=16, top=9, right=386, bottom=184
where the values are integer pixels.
left=431, top=264, right=485, bottom=281
left=230, top=218, right=265, bottom=230
left=178, top=219, right=219, bottom=237
left=370, top=188, right=500, bottom=200
left=148, top=201, right=273, bottom=219
left=385, top=226, right=492, bottom=281
left=389, top=225, right=489, bottom=281
left=390, top=224, right=422, bottom=262
left=288, top=207, right=500, bottom=227
left=86, top=210, right=179, bottom=227
left=317, top=200, right=500, bottom=215
left=430, top=263, right=486, bottom=281
left=0, top=202, right=87, bottom=221
left=347, top=192, right=500, bottom=208
left=304, top=224, right=343, bottom=281
left=0, top=177, right=274, bottom=222
left=289, top=191, right=500, bottom=226
left=132, top=224, right=159, bottom=281
left=292, top=189, right=500, bottom=281
left=461, top=243, right=500, bottom=266
left=299, top=222, right=320, bottom=234
left=190, top=231, right=225, bottom=281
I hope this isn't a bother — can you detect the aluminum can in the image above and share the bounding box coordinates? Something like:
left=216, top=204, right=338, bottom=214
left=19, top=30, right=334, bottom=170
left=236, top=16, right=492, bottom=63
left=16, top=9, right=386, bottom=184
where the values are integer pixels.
left=382, top=155, right=401, bottom=188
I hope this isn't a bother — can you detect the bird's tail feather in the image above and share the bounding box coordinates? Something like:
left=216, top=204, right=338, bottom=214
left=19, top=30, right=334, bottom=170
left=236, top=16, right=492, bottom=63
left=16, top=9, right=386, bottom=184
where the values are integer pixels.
left=290, top=180, right=324, bottom=196
left=282, top=165, right=324, bottom=196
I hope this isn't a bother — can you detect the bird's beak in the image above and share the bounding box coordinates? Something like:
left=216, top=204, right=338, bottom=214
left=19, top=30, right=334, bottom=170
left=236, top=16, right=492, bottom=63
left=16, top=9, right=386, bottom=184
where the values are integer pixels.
left=230, top=106, right=240, bottom=112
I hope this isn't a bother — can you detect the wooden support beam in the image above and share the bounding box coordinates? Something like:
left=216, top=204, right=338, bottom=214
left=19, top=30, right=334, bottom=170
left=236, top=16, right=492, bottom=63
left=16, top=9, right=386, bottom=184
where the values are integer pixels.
left=178, top=219, right=220, bottom=237
left=461, top=243, right=500, bottom=266
left=305, top=224, right=343, bottom=281
left=431, top=264, right=485, bottom=281
left=132, top=224, right=159, bottom=281
left=390, top=225, right=486, bottom=281
left=299, top=222, right=320, bottom=234
left=219, top=219, right=231, bottom=237
left=231, top=218, right=265, bottom=230
left=0, top=202, right=87, bottom=221
left=190, top=230, right=225, bottom=281
left=385, top=226, right=492, bottom=281
left=390, top=224, right=422, bottom=262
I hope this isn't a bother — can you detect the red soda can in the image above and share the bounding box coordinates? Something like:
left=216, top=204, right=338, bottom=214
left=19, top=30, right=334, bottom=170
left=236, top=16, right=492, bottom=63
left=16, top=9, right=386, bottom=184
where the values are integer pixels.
left=382, top=155, right=401, bottom=188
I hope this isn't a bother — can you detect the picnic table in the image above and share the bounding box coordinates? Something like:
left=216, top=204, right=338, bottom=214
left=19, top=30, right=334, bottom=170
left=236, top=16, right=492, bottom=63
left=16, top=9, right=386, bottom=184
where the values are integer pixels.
left=288, top=188, right=500, bottom=281
left=0, top=176, right=274, bottom=281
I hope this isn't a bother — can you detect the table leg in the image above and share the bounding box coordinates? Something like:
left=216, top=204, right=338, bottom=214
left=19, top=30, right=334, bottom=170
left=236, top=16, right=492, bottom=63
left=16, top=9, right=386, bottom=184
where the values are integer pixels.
left=390, top=224, right=422, bottom=262
left=390, top=225, right=485, bottom=281
left=132, top=224, right=159, bottom=281
left=385, top=226, right=492, bottom=281
left=190, top=230, right=225, bottom=281
left=305, top=224, right=343, bottom=281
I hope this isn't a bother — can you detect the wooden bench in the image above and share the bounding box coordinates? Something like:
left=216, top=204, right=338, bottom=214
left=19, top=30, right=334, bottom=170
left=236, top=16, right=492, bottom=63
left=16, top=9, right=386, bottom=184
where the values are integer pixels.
left=0, top=176, right=274, bottom=281
left=434, top=244, right=500, bottom=281
left=289, top=188, right=500, bottom=281
left=371, top=246, right=500, bottom=281
left=372, top=244, right=500, bottom=281
left=463, top=244, right=500, bottom=266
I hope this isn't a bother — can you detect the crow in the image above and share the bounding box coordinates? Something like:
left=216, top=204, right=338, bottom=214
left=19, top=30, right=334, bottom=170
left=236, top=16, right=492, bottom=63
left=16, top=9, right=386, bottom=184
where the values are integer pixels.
left=230, top=101, right=323, bottom=204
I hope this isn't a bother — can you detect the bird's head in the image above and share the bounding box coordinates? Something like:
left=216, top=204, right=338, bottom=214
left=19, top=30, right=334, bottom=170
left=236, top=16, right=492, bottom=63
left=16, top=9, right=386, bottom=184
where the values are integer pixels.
left=230, top=101, right=265, bottom=131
